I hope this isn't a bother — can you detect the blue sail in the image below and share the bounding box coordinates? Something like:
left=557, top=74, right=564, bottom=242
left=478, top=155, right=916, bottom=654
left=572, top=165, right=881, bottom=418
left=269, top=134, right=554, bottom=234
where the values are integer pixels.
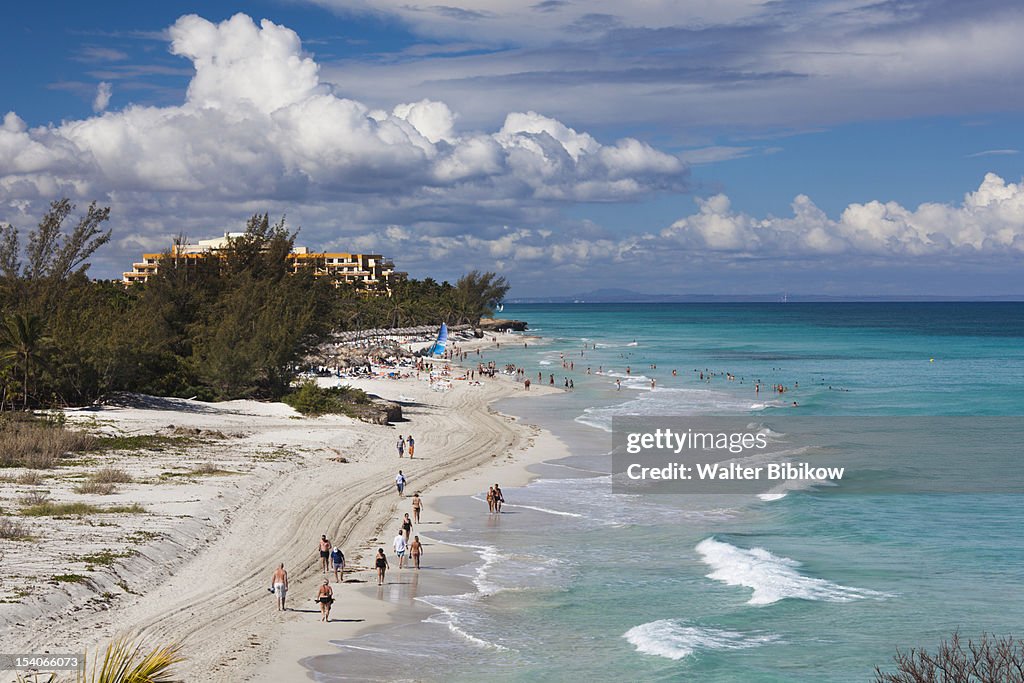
left=430, top=323, right=449, bottom=356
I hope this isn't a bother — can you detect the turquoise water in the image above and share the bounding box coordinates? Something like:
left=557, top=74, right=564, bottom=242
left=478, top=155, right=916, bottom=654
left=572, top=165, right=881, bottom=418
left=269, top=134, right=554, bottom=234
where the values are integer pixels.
left=321, top=303, right=1024, bottom=682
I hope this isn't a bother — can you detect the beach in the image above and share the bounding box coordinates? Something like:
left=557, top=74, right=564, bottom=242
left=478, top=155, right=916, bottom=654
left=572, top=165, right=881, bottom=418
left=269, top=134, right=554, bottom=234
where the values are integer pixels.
left=0, top=331, right=563, bottom=682
left=275, top=302, right=1024, bottom=682
left=4, top=302, right=1024, bottom=682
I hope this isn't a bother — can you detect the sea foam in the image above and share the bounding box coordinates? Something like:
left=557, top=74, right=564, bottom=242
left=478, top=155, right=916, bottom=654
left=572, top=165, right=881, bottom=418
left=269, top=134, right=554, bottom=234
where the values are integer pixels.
left=696, top=537, right=888, bottom=605
left=623, top=619, right=779, bottom=660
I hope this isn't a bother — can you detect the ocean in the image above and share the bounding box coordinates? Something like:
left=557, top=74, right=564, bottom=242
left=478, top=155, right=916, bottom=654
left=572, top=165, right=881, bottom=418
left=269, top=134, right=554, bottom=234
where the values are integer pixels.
left=319, top=303, right=1024, bottom=681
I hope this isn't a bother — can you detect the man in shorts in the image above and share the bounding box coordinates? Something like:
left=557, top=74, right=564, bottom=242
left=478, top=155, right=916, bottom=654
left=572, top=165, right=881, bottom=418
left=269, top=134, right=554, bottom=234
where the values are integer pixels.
left=396, top=435, right=405, bottom=458
left=395, top=470, right=406, bottom=497
left=318, top=534, right=331, bottom=573
left=330, top=546, right=345, bottom=583
left=393, top=530, right=408, bottom=569
left=270, top=563, right=288, bottom=611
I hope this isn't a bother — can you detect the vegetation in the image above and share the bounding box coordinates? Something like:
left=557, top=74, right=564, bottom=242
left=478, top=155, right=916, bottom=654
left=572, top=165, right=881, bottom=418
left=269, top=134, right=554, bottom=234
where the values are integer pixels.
left=51, top=574, right=88, bottom=584
left=91, top=467, right=133, bottom=484
left=90, top=434, right=190, bottom=452
left=14, top=637, right=184, bottom=683
left=0, top=517, right=31, bottom=540
left=875, top=631, right=1024, bottom=682
left=20, top=501, right=145, bottom=517
left=0, top=414, right=94, bottom=468
left=15, top=470, right=45, bottom=485
left=283, top=381, right=372, bottom=416
left=80, top=550, right=135, bottom=568
left=0, top=201, right=510, bottom=409
left=75, top=482, right=117, bottom=495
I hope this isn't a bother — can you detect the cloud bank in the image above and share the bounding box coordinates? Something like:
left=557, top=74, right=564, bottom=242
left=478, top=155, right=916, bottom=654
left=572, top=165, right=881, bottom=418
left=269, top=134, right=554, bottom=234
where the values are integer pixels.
left=0, top=11, right=1022, bottom=295
left=0, top=13, right=682, bottom=208
left=317, top=0, right=1024, bottom=131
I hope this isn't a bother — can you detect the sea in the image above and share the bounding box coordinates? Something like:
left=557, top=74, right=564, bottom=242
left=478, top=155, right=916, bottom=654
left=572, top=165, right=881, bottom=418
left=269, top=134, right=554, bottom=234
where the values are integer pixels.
left=317, top=303, right=1024, bottom=682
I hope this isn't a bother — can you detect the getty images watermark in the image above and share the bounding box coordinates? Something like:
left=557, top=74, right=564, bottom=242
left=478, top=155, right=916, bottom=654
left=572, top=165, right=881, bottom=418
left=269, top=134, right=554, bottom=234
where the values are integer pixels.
left=611, top=417, right=1024, bottom=495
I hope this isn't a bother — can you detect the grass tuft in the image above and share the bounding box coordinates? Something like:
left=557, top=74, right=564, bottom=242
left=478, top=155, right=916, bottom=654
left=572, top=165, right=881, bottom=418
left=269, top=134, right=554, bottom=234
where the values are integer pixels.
left=0, top=517, right=32, bottom=540
left=21, top=501, right=145, bottom=517
left=14, top=471, right=45, bottom=485
left=75, top=481, right=117, bottom=495
left=0, top=417, right=94, bottom=469
left=93, top=467, right=133, bottom=484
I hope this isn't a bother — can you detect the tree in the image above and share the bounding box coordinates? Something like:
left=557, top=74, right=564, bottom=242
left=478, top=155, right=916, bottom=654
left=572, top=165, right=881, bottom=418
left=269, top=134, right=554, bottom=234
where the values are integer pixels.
left=453, top=271, right=510, bottom=324
left=0, top=312, right=49, bottom=408
left=9, top=199, right=112, bottom=314
left=875, top=631, right=1024, bottom=682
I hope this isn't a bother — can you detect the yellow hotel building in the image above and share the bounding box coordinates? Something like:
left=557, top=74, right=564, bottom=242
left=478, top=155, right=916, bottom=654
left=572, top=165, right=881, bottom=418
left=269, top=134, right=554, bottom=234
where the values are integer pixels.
left=123, top=233, right=402, bottom=292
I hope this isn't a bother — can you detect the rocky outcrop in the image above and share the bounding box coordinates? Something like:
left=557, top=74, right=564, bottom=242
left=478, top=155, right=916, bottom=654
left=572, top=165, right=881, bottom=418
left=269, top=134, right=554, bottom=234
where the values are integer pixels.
left=478, top=318, right=529, bottom=332
left=350, top=397, right=403, bottom=425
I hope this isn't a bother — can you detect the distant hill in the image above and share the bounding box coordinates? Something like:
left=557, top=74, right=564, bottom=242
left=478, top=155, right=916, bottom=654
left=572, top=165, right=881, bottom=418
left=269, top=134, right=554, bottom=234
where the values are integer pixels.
left=507, top=290, right=1024, bottom=303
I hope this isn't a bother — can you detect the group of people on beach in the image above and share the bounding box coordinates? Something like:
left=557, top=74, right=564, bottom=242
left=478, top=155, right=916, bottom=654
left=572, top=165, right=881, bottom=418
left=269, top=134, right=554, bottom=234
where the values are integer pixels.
left=395, top=434, right=415, bottom=458
left=376, top=495, right=425, bottom=585
left=268, top=538, right=343, bottom=622
left=269, top=492, right=427, bottom=622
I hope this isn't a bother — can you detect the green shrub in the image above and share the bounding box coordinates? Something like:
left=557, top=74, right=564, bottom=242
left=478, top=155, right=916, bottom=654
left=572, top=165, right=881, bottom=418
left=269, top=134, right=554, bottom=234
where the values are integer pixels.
left=283, top=381, right=370, bottom=416
left=52, top=574, right=88, bottom=583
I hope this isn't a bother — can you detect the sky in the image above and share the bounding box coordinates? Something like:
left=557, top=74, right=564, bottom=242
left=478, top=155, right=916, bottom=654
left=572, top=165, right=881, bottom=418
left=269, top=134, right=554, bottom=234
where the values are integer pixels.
left=1, top=0, right=1023, bottom=297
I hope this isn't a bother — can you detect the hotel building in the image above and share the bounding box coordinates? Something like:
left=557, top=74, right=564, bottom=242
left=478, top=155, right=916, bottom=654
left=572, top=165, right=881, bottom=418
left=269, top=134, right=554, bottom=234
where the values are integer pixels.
left=122, top=233, right=402, bottom=292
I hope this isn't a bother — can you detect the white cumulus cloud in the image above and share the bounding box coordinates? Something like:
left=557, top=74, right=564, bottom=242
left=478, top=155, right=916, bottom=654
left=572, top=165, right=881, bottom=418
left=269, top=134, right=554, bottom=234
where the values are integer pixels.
left=0, top=13, right=683, bottom=209
left=661, top=173, right=1024, bottom=256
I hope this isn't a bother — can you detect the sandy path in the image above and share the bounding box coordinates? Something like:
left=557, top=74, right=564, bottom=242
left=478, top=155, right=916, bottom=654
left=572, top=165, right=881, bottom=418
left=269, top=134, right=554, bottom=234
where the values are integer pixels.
left=5, top=372, right=545, bottom=681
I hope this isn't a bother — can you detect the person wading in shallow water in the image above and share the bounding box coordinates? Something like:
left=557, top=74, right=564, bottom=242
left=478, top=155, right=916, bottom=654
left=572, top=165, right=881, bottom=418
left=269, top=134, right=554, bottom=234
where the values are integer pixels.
left=375, top=548, right=389, bottom=585
left=411, top=493, right=423, bottom=523
left=410, top=535, right=424, bottom=569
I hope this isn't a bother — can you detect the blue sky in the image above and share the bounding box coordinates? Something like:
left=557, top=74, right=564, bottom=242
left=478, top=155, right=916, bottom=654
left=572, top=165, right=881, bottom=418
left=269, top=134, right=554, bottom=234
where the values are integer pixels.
left=2, top=0, right=1023, bottom=296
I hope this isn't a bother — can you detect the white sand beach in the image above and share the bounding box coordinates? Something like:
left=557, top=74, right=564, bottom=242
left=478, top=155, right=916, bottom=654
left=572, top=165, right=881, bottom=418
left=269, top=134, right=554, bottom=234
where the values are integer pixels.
left=0, top=332, right=565, bottom=682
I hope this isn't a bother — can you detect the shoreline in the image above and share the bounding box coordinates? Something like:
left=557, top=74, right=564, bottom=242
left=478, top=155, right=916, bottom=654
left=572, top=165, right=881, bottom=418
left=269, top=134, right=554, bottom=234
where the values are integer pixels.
left=253, top=376, right=571, bottom=681
left=0, top=331, right=564, bottom=682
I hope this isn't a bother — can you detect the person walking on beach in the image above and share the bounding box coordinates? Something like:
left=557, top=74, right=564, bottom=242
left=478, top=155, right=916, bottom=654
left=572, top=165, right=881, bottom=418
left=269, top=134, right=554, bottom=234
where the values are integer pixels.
left=331, top=546, right=345, bottom=583
left=393, top=530, right=408, bottom=569
left=396, top=435, right=405, bottom=458
left=402, top=513, right=413, bottom=541
left=316, top=579, right=334, bottom=622
left=410, top=535, right=423, bottom=570
left=407, top=435, right=415, bottom=459
left=270, top=563, right=288, bottom=611
left=375, top=548, right=389, bottom=585
left=411, top=493, right=423, bottom=523
left=396, top=470, right=407, bottom=497
left=494, top=484, right=505, bottom=513
left=486, top=485, right=496, bottom=513
left=318, top=534, right=331, bottom=573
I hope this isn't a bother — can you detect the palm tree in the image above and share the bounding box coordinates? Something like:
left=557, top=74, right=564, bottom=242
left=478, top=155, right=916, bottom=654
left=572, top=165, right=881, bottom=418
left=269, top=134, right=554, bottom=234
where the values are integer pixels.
left=0, top=312, right=49, bottom=409
left=16, top=636, right=183, bottom=683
